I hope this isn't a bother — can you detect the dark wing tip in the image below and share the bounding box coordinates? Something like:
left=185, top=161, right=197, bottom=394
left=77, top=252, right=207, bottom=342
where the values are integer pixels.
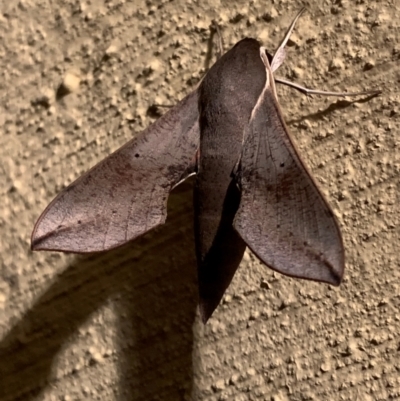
left=30, top=233, right=56, bottom=252
left=322, top=255, right=345, bottom=287
left=30, top=224, right=75, bottom=253
left=30, top=239, right=40, bottom=251
left=328, top=266, right=344, bottom=287
left=30, top=228, right=43, bottom=251
left=30, top=223, right=55, bottom=251
left=199, top=300, right=216, bottom=325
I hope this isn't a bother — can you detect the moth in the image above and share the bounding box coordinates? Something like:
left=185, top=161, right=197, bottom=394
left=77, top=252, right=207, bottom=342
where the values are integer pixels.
left=31, top=9, right=380, bottom=322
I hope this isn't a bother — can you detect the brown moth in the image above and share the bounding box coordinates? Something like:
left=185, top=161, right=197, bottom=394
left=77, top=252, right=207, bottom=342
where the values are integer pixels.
left=31, top=9, right=380, bottom=322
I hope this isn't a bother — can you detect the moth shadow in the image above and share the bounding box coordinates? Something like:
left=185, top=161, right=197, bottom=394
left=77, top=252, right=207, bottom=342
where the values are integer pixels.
left=286, top=93, right=379, bottom=125
left=0, top=180, right=198, bottom=401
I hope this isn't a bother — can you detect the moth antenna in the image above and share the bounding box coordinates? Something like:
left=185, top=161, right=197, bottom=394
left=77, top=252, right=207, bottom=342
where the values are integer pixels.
left=271, top=9, right=381, bottom=98
left=271, top=7, right=306, bottom=72
left=210, top=20, right=224, bottom=59
left=274, top=78, right=382, bottom=98
left=200, top=21, right=225, bottom=87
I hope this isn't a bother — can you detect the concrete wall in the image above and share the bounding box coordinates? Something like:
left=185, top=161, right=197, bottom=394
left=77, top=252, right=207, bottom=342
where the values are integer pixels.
left=1, top=1, right=398, bottom=400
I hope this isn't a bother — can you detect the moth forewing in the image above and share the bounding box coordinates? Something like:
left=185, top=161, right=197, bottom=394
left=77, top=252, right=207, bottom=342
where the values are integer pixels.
left=233, top=46, right=345, bottom=286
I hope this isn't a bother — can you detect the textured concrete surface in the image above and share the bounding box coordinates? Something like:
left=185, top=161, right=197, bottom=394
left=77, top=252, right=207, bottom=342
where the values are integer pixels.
left=1, top=1, right=399, bottom=400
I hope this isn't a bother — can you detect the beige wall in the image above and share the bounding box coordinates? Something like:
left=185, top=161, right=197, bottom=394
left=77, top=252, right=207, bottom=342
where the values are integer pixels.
left=0, top=1, right=398, bottom=400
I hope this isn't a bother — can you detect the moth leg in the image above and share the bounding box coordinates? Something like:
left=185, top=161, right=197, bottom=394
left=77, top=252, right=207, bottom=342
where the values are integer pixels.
left=275, top=78, right=381, bottom=97
left=201, top=20, right=224, bottom=84
left=210, top=20, right=224, bottom=59
left=271, top=7, right=306, bottom=72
